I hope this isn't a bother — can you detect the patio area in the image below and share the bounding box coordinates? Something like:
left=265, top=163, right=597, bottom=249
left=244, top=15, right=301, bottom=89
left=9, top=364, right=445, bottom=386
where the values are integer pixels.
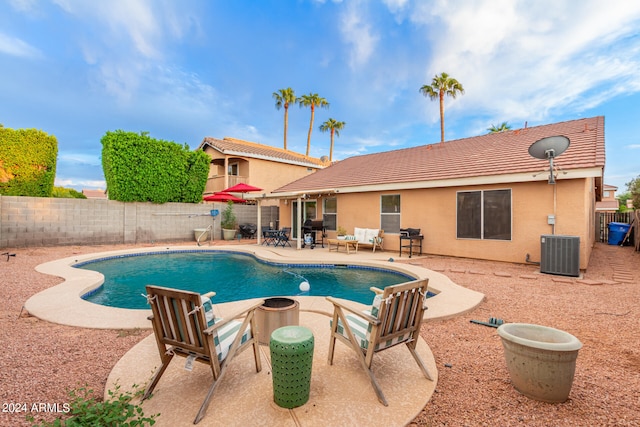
left=109, top=309, right=437, bottom=426
left=3, top=240, right=639, bottom=426
left=23, top=242, right=485, bottom=426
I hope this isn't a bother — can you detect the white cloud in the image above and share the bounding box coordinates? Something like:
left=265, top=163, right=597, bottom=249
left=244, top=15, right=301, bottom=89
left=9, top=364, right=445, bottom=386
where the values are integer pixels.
left=53, top=0, right=162, bottom=58
left=0, top=33, right=42, bottom=58
left=55, top=177, right=106, bottom=190
left=7, top=0, right=38, bottom=13
left=57, top=152, right=102, bottom=166
left=395, top=0, right=640, bottom=126
left=50, top=0, right=202, bottom=101
left=627, top=145, right=640, bottom=149
left=339, top=1, right=379, bottom=68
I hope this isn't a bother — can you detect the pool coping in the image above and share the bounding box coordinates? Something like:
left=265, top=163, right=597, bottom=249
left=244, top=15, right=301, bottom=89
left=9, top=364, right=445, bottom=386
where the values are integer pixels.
left=25, top=244, right=485, bottom=329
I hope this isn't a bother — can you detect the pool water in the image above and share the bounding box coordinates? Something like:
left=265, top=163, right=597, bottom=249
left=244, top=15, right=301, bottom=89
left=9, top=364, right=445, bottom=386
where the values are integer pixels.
left=78, top=251, right=416, bottom=309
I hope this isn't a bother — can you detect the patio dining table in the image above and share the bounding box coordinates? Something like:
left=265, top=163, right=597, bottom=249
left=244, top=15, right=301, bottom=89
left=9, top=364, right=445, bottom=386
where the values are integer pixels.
left=262, top=229, right=290, bottom=247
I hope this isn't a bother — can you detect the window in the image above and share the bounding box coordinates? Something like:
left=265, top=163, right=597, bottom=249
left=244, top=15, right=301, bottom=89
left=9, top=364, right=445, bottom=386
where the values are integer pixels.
left=604, top=191, right=610, bottom=198
left=457, top=189, right=511, bottom=240
left=323, top=198, right=337, bottom=231
left=381, top=195, right=400, bottom=233
left=228, top=163, right=239, bottom=176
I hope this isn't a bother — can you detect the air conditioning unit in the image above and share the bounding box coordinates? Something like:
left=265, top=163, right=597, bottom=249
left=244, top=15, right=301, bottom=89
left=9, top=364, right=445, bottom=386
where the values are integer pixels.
left=540, top=235, right=580, bottom=277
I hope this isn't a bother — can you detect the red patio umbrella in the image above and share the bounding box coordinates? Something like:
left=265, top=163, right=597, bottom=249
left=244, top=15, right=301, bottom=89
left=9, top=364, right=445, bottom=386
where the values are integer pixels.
left=203, top=192, right=247, bottom=203
left=222, top=183, right=263, bottom=193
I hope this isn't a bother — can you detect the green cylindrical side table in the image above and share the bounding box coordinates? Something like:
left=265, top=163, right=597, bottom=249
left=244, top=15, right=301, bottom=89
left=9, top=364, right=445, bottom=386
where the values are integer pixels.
left=270, top=325, right=314, bottom=409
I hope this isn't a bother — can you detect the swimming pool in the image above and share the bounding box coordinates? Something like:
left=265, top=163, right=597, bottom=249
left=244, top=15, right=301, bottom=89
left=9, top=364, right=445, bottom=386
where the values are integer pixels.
left=77, top=250, right=417, bottom=309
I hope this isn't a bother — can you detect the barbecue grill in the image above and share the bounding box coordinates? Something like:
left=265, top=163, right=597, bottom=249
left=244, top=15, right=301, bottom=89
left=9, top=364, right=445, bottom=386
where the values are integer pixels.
left=302, top=219, right=326, bottom=248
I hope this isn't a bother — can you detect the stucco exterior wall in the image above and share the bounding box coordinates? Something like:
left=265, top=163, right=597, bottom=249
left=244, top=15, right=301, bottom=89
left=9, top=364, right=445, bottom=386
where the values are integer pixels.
left=247, top=158, right=316, bottom=194
left=203, top=146, right=319, bottom=207
left=278, top=178, right=595, bottom=269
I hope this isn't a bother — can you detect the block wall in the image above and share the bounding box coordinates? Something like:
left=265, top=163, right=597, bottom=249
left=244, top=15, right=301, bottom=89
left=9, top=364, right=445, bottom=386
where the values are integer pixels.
left=0, top=196, right=271, bottom=248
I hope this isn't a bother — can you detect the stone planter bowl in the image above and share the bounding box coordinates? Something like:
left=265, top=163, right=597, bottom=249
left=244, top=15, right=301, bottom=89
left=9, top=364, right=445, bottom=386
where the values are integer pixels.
left=497, top=323, right=582, bottom=403
left=193, top=228, right=210, bottom=242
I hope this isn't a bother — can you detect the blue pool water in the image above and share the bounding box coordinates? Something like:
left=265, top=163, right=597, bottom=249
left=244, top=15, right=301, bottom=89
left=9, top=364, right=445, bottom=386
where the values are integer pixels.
left=77, top=250, right=417, bottom=309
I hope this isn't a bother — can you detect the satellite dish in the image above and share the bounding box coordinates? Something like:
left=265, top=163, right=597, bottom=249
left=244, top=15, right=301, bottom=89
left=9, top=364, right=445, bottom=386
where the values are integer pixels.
left=528, top=136, right=570, bottom=184
left=528, top=136, right=570, bottom=159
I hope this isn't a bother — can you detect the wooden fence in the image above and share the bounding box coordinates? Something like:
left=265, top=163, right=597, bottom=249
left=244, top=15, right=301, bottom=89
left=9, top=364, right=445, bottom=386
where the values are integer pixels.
left=596, top=211, right=638, bottom=250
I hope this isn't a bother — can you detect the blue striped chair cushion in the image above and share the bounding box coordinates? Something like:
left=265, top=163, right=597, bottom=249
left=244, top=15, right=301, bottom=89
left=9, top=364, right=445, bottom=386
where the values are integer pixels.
left=201, top=295, right=252, bottom=361
left=201, top=295, right=216, bottom=328
left=331, top=294, right=407, bottom=351
left=213, top=319, right=252, bottom=362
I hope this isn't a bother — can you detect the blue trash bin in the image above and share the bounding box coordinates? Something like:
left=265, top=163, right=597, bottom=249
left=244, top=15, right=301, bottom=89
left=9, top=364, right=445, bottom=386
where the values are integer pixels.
left=607, top=222, right=630, bottom=245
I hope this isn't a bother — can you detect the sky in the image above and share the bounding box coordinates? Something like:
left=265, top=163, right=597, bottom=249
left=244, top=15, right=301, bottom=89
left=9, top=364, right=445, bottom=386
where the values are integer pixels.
left=1, top=0, right=639, bottom=194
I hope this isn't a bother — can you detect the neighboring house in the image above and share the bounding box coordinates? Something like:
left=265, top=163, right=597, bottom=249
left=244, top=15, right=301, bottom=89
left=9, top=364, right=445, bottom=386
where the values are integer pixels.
left=198, top=137, right=328, bottom=205
left=595, top=184, right=619, bottom=212
left=268, top=116, right=605, bottom=270
left=81, top=189, right=107, bottom=199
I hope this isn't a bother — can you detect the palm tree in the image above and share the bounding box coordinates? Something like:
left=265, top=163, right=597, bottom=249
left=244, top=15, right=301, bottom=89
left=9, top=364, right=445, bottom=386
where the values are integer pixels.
left=488, top=122, right=512, bottom=133
left=319, top=118, right=346, bottom=162
left=272, top=88, right=297, bottom=150
left=298, top=93, right=329, bottom=156
left=419, top=72, right=465, bottom=143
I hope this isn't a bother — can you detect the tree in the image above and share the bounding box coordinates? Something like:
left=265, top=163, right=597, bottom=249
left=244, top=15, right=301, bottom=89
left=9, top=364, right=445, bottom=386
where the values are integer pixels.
left=488, top=122, right=512, bottom=133
left=299, top=93, right=329, bottom=156
left=319, top=118, right=346, bottom=162
left=272, top=88, right=297, bottom=151
left=52, top=186, right=87, bottom=198
left=626, top=175, right=640, bottom=209
left=419, top=72, right=465, bottom=143
left=617, top=192, right=631, bottom=212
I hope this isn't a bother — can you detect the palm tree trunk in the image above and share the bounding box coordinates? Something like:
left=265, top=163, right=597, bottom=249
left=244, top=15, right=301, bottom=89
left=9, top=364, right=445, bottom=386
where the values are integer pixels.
left=329, top=128, right=335, bottom=162
left=439, top=91, right=445, bottom=143
left=283, top=106, right=289, bottom=151
left=306, top=105, right=315, bottom=156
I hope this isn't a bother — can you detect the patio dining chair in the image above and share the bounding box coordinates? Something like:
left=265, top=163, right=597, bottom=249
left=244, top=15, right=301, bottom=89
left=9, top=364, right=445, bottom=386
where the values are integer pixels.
left=326, top=279, right=433, bottom=406
left=275, top=227, right=292, bottom=247
left=142, top=285, right=263, bottom=424
left=261, top=226, right=276, bottom=246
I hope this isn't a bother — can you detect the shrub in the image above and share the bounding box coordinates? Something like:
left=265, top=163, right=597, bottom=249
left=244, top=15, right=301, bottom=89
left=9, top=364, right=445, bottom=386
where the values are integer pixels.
left=52, top=187, right=87, bottom=199
left=101, top=130, right=209, bottom=203
left=0, top=126, right=57, bottom=197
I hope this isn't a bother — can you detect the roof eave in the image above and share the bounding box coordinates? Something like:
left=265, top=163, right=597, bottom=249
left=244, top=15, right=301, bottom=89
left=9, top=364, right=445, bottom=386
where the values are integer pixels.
left=274, top=167, right=604, bottom=195
left=201, top=139, right=324, bottom=169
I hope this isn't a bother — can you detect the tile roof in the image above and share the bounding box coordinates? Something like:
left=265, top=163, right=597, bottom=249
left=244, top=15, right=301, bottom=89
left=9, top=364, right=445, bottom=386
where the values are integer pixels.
left=81, top=189, right=107, bottom=199
left=199, top=137, right=328, bottom=168
left=274, top=116, right=605, bottom=194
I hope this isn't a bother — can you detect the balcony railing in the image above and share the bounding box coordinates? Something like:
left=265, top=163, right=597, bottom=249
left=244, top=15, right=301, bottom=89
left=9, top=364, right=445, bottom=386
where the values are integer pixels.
left=206, top=175, right=247, bottom=193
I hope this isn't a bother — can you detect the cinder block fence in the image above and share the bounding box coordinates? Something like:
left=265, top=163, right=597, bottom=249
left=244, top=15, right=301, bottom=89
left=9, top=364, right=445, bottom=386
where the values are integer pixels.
left=0, top=196, right=277, bottom=248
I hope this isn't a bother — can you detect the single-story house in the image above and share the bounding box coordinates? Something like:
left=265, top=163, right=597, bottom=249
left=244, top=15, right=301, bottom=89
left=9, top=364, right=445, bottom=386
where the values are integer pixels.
left=262, top=116, right=605, bottom=270
left=198, top=137, right=329, bottom=205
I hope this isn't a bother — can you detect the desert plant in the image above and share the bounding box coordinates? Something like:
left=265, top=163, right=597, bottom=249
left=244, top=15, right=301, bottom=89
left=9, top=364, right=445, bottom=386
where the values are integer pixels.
left=337, top=225, right=347, bottom=236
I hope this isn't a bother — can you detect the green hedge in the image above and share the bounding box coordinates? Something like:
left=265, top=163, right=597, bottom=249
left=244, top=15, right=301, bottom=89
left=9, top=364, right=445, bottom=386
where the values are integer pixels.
left=0, top=126, right=58, bottom=197
left=101, top=130, right=209, bottom=203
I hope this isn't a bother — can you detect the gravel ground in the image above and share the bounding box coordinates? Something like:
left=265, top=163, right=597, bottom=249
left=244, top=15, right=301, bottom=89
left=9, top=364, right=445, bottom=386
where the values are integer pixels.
left=1, top=242, right=638, bottom=426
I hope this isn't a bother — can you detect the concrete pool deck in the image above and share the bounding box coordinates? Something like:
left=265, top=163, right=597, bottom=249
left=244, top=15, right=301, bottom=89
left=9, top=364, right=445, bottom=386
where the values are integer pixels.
left=25, top=243, right=485, bottom=329
left=25, top=243, right=484, bottom=426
